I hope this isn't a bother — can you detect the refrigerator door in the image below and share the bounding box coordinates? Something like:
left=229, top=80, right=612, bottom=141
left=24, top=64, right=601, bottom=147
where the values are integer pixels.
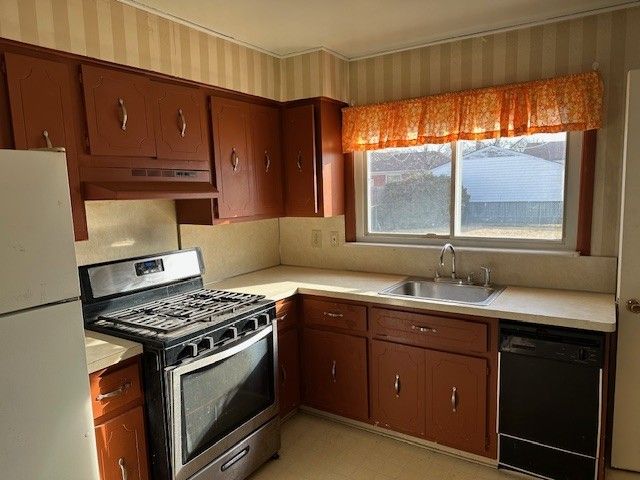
left=0, top=300, right=99, bottom=480
left=0, top=149, right=80, bottom=315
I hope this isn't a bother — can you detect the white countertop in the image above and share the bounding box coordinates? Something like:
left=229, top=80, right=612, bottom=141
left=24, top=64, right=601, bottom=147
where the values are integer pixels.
left=85, top=331, right=143, bottom=374
left=212, top=266, right=617, bottom=332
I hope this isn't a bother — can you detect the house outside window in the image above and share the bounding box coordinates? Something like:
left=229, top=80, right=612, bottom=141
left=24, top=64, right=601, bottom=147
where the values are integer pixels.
left=358, top=132, right=582, bottom=250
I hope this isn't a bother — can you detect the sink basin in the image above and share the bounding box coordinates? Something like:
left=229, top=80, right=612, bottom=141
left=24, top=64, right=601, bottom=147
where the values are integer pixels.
left=379, top=278, right=505, bottom=305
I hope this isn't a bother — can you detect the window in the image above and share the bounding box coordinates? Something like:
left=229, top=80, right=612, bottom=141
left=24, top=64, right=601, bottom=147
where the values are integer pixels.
left=359, top=132, right=581, bottom=250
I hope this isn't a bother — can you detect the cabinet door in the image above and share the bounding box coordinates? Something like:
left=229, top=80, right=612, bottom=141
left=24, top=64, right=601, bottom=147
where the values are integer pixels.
left=211, top=97, right=254, bottom=218
left=95, top=406, right=149, bottom=480
left=278, top=328, right=300, bottom=418
left=302, top=329, right=368, bottom=421
left=251, top=104, right=283, bottom=216
left=4, top=52, right=88, bottom=240
left=371, top=340, right=425, bottom=437
left=283, top=104, right=318, bottom=216
left=426, top=350, right=487, bottom=455
left=153, top=82, right=209, bottom=162
left=81, top=64, right=156, bottom=157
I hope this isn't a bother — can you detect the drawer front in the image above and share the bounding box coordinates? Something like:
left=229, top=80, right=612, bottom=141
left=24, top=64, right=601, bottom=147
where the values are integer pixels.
left=371, top=308, right=488, bottom=353
left=91, top=361, right=143, bottom=420
left=275, top=297, right=298, bottom=332
left=302, top=298, right=367, bottom=332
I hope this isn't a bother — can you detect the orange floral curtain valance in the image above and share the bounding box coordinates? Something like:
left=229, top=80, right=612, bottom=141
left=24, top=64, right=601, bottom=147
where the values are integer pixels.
left=342, top=71, right=603, bottom=152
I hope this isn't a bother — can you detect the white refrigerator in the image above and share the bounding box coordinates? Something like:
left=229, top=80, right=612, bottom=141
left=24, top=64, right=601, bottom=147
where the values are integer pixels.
left=0, top=150, right=99, bottom=479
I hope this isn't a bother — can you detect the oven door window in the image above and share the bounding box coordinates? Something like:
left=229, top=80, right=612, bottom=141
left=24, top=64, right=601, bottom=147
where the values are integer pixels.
left=180, top=333, right=275, bottom=463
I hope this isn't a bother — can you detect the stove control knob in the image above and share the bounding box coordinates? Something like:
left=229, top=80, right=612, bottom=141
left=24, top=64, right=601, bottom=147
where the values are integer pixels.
left=249, top=318, right=259, bottom=331
left=202, top=337, right=214, bottom=350
left=259, top=313, right=271, bottom=326
left=186, top=342, right=198, bottom=357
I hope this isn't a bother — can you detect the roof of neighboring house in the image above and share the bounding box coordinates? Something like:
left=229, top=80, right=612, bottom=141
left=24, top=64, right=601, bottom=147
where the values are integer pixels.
left=369, top=150, right=450, bottom=172
left=522, top=141, right=566, bottom=162
left=430, top=146, right=564, bottom=202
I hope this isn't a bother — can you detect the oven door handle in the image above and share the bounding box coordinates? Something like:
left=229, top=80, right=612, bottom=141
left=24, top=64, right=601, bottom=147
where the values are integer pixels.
left=166, top=324, right=273, bottom=376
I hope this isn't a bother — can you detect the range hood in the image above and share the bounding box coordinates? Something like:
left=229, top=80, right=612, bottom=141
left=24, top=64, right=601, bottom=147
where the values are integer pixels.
left=83, top=181, right=219, bottom=201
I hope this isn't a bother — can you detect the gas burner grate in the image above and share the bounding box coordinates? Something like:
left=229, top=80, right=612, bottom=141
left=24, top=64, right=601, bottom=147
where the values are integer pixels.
left=97, top=289, right=265, bottom=333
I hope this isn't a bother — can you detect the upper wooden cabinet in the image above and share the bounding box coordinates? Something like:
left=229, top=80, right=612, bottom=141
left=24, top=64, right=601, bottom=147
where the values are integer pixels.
left=153, top=82, right=209, bottom=162
left=283, top=104, right=317, bottom=215
left=4, top=52, right=88, bottom=241
left=211, top=96, right=255, bottom=218
left=81, top=65, right=156, bottom=157
left=251, top=104, right=283, bottom=216
left=283, top=98, right=345, bottom=217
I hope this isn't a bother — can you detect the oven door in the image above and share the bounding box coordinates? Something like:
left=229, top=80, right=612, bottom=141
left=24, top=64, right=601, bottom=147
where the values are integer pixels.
left=167, top=325, right=278, bottom=480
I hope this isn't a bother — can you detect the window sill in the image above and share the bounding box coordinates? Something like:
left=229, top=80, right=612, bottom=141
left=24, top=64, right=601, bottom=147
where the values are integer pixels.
left=346, top=240, right=581, bottom=257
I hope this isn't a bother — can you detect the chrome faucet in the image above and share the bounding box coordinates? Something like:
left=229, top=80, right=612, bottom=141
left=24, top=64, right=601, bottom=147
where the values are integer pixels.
left=439, top=243, right=456, bottom=280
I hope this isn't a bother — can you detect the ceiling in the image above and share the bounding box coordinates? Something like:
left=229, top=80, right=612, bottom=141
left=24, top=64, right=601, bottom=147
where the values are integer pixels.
left=122, top=0, right=639, bottom=59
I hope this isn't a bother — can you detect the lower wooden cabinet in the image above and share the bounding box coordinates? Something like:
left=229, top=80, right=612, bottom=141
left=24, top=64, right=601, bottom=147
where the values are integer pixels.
left=278, top=327, right=301, bottom=417
left=371, top=340, right=426, bottom=437
left=95, top=406, right=150, bottom=480
left=90, top=357, right=149, bottom=480
left=302, top=328, right=368, bottom=421
left=426, top=350, right=488, bottom=455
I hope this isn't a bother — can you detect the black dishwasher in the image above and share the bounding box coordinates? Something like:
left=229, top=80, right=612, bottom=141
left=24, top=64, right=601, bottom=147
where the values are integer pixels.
left=499, top=321, right=604, bottom=480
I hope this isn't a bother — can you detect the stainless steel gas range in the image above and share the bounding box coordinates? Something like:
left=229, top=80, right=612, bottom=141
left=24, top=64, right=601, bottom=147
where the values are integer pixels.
left=80, top=249, right=280, bottom=480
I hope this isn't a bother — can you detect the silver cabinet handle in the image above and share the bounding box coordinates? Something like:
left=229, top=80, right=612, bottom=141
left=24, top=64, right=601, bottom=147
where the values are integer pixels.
left=118, top=457, right=128, bottom=480
left=43, top=130, right=53, bottom=148
left=296, top=150, right=303, bottom=172
left=323, top=311, right=344, bottom=318
left=118, top=98, right=128, bottom=131
left=331, top=360, right=337, bottom=382
left=264, top=151, right=271, bottom=172
left=451, top=386, right=458, bottom=412
left=394, top=374, right=401, bottom=397
left=178, top=108, right=186, bottom=137
left=95, top=381, right=132, bottom=401
left=627, top=299, right=640, bottom=314
left=280, top=365, right=287, bottom=383
left=411, top=324, right=437, bottom=334
left=231, top=148, right=240, bottom=172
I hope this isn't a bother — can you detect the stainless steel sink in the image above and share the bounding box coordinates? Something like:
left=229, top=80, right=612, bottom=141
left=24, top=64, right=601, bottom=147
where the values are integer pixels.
left=379, top=278, right=505, bottom=305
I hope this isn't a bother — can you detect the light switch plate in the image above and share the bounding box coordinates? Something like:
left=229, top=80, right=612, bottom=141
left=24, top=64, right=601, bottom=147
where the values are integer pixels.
left=311, top=229, right=322, bottom=248
left=330, top=231, right=339, bottom=247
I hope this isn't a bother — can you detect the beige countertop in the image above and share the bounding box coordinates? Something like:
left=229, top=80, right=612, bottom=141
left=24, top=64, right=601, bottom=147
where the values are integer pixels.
left=85, top=331, right=143, bottom=374
left=212, top=266, right=617, bottom=332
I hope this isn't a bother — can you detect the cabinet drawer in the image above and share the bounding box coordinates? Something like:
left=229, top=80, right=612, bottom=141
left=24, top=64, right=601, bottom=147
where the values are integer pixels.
left=275, top=297, right=298, bottom=332
left=302, top=298, right=367, bottom=332
left=90, top=361, right=143, bottom=420
left=371, top=308, right=488, bottom=353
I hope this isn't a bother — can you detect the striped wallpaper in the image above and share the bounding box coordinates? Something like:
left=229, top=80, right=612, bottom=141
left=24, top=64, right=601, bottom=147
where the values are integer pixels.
left=0, top=0, right=637, bottom=256
left=348, top=7, right=640, bottom=257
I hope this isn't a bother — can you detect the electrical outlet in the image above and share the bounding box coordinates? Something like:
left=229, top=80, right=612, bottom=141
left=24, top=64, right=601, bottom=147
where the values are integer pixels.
left=330, top=231, right=339, bottom=247
left=311, top=230, right=322, bottom=248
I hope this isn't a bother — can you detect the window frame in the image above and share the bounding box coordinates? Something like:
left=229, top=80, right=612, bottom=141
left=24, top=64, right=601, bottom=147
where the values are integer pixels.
left=353, top=132, right=583, bottom=252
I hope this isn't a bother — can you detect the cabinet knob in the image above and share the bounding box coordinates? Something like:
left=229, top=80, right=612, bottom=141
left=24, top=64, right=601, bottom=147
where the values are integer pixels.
left=118, top=98, right=128, bottom=131
left=178, top=108, right=187, bottom=137
left=264, top=150, right=271, bottom=172
left=451, top=386, right=458, bottom=412
left=118, top=457, right=128, bottom=480
left=296, top=150, right=303, bottom=172
left=231, top=148, right=240, bottom=172
left=394, top=374, right=401, bottom=397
